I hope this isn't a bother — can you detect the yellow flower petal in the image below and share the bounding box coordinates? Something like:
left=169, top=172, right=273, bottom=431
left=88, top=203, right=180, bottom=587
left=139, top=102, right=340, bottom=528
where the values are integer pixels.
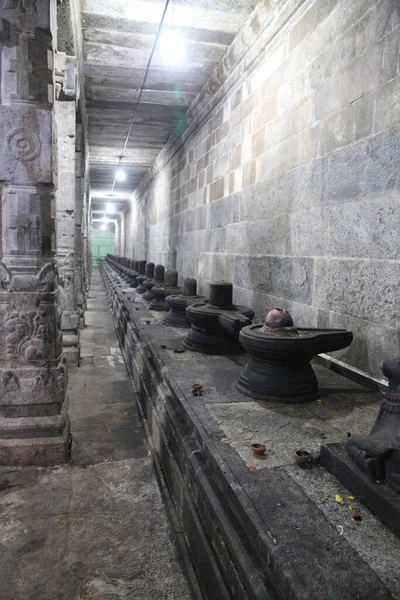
left=335, top=494, right=345, bottom=505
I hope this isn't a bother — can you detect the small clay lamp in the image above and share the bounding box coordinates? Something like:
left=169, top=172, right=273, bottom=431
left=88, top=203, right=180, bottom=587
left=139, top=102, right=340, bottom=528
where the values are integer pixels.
left=183, top=281, right=254, bottom=354
left=142, top=264, right=165, bottom=301
left=252, top=443, right=266, bottom=456
left=136, top=262, right=154, bottom=294
left=235, top=308, right=352, bottom=403
left=163, top=277, right=206, bottom=327
left=149, top=268, right=182, bottom=312
left=294, top=449, right=311, bottom=464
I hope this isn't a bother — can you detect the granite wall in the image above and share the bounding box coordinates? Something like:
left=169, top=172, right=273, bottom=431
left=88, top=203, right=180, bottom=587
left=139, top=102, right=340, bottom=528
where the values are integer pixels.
left=123, top=0, right=400, bottom=378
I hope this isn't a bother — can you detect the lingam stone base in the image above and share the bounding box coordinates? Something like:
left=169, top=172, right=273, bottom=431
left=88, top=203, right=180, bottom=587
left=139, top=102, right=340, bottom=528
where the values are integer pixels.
left=163, top=277, right=205, bottom=328
left=184, top=281, right=254, bottom=354
left=149, top=268, right=181, bottom=312
left=236, top=309, right=353, bottom=403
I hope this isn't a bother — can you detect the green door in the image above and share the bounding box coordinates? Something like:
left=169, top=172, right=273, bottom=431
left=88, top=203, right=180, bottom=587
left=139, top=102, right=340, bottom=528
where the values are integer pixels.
left=92, top=230, right=115, bottom=266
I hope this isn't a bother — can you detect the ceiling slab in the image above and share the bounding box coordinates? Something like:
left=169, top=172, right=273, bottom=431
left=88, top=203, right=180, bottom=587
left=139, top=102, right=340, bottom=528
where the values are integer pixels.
left=81, top=0, right=258, bottom=209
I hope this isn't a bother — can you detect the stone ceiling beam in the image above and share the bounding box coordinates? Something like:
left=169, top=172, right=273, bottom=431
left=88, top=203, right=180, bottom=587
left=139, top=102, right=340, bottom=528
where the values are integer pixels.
left=82, top=14, right=236, bottom=45
left=81, top=0, right=258, bottom=203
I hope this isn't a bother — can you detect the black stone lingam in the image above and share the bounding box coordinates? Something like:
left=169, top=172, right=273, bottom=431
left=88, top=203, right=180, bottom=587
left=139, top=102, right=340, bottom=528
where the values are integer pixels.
left=142, top=264, right=165, bottom=301
left=163, top=278, right=206, bottom=328
left=184, top=281, right=254, bottom=354
left=346, top=356, right=400, bottom=493
left=129, top=260, right=144, bottom=289
left=149, top=268, right=181, bottom=312
left=136, top=262, right=154, bottom=295
left=121, top=260, right=135, bottom=285
left=235, top=308, right=353, bottom=403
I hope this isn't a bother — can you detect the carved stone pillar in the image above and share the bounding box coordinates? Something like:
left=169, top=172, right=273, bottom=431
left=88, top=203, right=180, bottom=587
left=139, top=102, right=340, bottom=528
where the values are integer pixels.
left=75, top=122, right=86, bottom=325
left=0, top=0, right=69, bottom=465
left=85, top=190, right=92, bottom=279
left=54, top=52, right=80, bottom=365
left=54, top=99, right=80, bottom=365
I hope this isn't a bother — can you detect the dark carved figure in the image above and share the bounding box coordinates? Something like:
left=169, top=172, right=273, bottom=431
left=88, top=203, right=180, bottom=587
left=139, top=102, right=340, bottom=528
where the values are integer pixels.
left=347, top=356, right=400, bottom=492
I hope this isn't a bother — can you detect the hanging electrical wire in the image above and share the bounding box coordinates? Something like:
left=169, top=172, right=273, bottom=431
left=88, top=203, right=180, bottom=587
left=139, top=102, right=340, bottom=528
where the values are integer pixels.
left=110, top=0, right=171, bottom=196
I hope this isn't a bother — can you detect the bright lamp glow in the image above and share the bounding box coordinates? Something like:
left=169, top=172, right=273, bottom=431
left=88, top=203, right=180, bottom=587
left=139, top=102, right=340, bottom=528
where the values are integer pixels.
left=101, top=223, right=107, bottom=231
left=116, top=169, right=126, bottom=182
left=159, top=30, right=186, bottom=65
left=102, top=216, right=109, bottom=223
left=106, top=203, right=115, bottom=214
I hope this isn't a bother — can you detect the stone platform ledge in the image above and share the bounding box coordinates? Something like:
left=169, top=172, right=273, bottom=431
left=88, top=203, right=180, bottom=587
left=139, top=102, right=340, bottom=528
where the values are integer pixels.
left=101, top=262, right=400, bottom=600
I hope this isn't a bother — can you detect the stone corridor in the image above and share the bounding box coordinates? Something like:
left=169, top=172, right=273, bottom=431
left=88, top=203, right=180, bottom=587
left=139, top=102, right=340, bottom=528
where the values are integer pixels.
left=0, top=269, right=191, bottom=600
left=1, top=0, right=400, bottom=598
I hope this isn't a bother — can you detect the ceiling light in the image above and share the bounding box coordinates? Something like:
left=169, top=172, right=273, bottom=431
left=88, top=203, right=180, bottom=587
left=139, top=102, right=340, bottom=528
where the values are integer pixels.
left=159, top=30, right=186, bottom=66
left=102, top=216, right=109, bottom=223
left=106, top=203, right=115, bottom=213
left=116, top=169, right=126, bottom=182
left=101, top=223, right=107, bottom=231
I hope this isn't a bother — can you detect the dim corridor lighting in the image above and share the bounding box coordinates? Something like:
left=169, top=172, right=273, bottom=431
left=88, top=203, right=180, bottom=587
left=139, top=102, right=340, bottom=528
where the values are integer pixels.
left=101, top=223, right=107, bottom=231
left=159, top=30, right=186, bottom=65
left=116, top=169, right=126, bottom=182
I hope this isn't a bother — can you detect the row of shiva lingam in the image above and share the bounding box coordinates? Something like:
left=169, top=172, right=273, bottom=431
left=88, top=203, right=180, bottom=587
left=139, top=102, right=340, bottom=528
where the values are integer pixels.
left=106, top=255, right=400, bottom=494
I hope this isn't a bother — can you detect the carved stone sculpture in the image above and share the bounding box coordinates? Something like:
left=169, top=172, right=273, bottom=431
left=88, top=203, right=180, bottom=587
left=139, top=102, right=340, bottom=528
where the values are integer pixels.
left=347, top=356, right=400, bottom=492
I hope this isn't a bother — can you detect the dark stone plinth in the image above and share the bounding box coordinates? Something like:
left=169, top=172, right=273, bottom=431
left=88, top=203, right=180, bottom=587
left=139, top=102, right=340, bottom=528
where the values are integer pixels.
left=184, top=281, right=254, bottom=354
left=163, top=278, right=206, bottom=328
left=321, top=443, right=400, bottom=537
left=236, top=309, right=353, bottom=403
left=142, top=264, right=165, bottom=301
left=149, top=268, right=181, bottom=312
left=136, top=262, right=155, bottom=295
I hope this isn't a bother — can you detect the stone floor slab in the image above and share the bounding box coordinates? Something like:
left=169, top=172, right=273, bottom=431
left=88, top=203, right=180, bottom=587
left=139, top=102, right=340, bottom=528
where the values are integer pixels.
left=0, top=269, right=192, bottom=600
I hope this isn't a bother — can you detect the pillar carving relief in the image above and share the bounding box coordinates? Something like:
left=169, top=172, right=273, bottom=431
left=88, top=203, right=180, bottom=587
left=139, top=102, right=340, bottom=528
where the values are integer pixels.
left=75, top=122, right=86, bottom=324
left=55, top=98, right=80, bottom=364
left=0, top=0, right=69, bottom=465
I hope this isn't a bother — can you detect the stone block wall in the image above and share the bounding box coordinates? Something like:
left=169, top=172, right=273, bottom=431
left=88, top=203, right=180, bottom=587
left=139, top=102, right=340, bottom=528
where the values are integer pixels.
left=123, top=0, right=400, bottom=378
